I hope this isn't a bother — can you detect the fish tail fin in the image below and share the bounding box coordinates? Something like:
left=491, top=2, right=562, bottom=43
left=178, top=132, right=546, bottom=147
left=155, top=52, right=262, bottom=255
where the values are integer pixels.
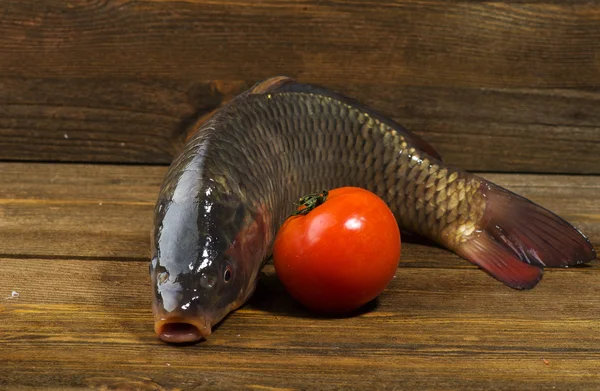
left=454, top=180, right=596, bottom=290
left=456, top=233, right=544, bottom=289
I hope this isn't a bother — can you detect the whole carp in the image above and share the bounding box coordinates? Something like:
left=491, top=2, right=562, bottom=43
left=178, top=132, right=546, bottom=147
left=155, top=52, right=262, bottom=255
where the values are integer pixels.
left=150, top=76, right=596, bottom=343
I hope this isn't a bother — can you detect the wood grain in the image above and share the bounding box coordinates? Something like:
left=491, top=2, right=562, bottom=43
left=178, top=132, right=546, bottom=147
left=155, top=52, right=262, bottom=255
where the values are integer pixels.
left=1, top=1, right=599, bottom=88
left=1, top=259, right=599, bottom=390
left=1, top=77, right=600, bottom=173
left=0, top=77, right=247, bottom=164
left=0, top=163, right=598, bottom=389
left=2, top=0, right=600, bottom=386
left=0, top=162, right=598, bottom=266
left=1, top=0, right=599, bottom=172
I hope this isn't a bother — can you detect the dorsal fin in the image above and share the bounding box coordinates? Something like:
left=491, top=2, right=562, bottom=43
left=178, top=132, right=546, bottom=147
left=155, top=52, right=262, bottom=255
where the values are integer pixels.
left=248, top=76, right=296, bottom=94
left=248, top=77, right=443, bottom=161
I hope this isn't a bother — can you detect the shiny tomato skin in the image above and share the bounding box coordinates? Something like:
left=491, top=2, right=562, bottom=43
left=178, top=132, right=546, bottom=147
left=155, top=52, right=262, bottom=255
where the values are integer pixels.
left=273, top=187, right=401, bottom=314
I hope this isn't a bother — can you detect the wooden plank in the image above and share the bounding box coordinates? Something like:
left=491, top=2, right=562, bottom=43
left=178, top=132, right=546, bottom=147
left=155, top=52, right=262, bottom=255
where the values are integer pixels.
left=1, top=1, right=599, bottom=88
left=1, top=1, right=600, bottom=172
left=360, top=85, right=600, bottom=174
left=0, top=77, right=247, bottom=164
left=0, top=259, right=599, bottom=390
left=0, top=162, right=164, bottom=203
left=0, top=163, right=598, bottom=268
left=1, top=77, right=599, bottom=173
left=0, top=162, right=598, bottom=389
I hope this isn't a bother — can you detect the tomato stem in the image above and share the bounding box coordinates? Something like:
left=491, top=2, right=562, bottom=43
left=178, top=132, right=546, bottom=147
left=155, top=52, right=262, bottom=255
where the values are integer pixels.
left=292, top=190, right=329, bottom=216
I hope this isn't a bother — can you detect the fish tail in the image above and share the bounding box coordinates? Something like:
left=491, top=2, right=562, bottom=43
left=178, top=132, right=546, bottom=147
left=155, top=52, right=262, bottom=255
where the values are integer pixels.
left=453, top=179, right=596, bottom=289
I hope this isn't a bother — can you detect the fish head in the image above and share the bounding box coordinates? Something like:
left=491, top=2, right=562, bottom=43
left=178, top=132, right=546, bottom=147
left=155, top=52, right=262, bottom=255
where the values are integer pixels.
left=150, top=152, right=262, bottom=344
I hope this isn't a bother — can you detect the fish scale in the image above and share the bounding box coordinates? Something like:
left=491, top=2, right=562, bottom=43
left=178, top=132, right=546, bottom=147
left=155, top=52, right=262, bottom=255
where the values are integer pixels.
left=150, top=77, right=595, bottom=343
left=221, top=91, right=483, bottom=249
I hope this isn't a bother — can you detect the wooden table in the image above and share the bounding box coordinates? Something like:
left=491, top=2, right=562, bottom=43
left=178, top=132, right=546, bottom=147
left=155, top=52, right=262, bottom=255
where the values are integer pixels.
left=1, top=164, right=599, bottom=389
left=1, top=1, right=599, bottom=389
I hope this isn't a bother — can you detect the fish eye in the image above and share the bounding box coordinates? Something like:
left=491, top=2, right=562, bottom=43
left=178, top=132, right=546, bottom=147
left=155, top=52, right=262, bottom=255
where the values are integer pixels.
left=223, top=266, right=232, bottom=283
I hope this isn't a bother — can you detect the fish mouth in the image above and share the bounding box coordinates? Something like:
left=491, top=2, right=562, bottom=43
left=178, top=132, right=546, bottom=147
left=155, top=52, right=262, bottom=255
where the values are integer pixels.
left=154, top=316, right=212, bottom=344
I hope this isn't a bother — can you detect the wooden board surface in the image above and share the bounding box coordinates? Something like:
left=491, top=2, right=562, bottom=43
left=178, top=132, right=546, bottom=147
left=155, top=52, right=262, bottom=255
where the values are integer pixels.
left=1, top=0, right=600, bottom=173
left=1, top=162, right=598, bottom=264
left=0, top=163, right=599, bottom=390
left=3, top=1, right=598, bottom=86
left=2, top=261, right=600, bottom=390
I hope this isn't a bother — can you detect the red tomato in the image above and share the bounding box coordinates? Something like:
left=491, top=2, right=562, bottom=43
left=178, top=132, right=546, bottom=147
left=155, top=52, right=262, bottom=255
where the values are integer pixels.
left=273, top=187, right=401, bottom=314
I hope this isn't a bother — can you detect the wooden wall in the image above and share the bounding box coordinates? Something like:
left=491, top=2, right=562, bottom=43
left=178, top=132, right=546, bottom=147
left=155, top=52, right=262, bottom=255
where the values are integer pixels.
left=1, top=0, right=599, bottom=173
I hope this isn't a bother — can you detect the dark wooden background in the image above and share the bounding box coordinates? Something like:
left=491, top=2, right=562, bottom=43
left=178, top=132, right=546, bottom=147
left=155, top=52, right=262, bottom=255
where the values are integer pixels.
left=1, top=0, right=599, bottom=172
left=1, top=1, right=599, bottom=390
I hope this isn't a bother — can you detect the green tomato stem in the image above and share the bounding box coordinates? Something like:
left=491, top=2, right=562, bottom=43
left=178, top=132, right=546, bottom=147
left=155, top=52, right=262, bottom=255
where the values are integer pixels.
left=292, top=190, right=329, bottom=216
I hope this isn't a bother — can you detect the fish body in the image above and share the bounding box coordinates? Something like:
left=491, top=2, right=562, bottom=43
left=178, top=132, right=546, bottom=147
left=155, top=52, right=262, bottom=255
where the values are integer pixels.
left=150, top=77, right=596, bottom=343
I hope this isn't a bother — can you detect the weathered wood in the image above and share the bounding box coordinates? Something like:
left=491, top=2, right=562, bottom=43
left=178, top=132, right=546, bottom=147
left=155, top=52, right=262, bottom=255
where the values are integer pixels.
left=1, top=260, right=599, bottom=390
left=360, top=85, right=600, bottom=174
left=2, top=1, right=599, bottom=87
left=0, top=163, right=598, bottom=266
left=1, top=0, right=599, bottom=172
left=0, top=162, right=164, bottom=202
left=0, top=162, right=599, bottom=389
left=2, top=0, right=600, bottom=383
left=1, top=77, right=599, bottom=173
left=0, top=77, right=247, bottom=164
